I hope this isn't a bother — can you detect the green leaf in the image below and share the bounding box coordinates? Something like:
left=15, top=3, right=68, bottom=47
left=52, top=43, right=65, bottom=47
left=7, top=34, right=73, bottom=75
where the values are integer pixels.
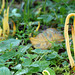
left=46, top=1, right=53, bottom=7
left=15, top=68, right=28, bottom=75
left=11, top=64, right=22, bottom=70
left=53, top=0, right=60, bottom=2
left=60, top=7, right=66, bottom=14
left=18, top=44, right=32, bottom=53
left=46, top=52, right=63, bottom=60
left=24, top=54, right=38, bottom=60
left=37, top=15, right=53, bottom=23
left=21, top=58, right=32, bottom=67
left=62, top=61, right=68, bottom=66
left=10, top=8, right=21, bottom=17
left=47, top=53, right=57, bottom=60
left=32, top=49, right=51, bottom=54
left=0, top=50, right=17, bottom=62
left=30, top=64, right=39, bottom=67
left=0, top=39, right=21, bottom=52
left=0, top=67, right=12, bottom=75
left=27, top=67, right=39, bottom=74
left=33, top=61, right=50, bottom=72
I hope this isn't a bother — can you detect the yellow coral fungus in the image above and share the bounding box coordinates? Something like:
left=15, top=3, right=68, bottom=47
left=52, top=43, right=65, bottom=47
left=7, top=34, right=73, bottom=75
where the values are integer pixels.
left=0, top=9, right=16, bottom=41
left=64, top=13, right=75, bottom=68
left=0, top=0, right=5, bottom=14
left=11, top=20, right=16, bottom=36
left=3, top=7, right=10, bottom=37
left=35, top=22, right=40, bottom=32
left=0, top=27, right=2, bottom=36
left=0, top=1, right=16, bottom=41
left=42, top=70, right=50, bottom=75
left=29, top=22, right=40, bottom=37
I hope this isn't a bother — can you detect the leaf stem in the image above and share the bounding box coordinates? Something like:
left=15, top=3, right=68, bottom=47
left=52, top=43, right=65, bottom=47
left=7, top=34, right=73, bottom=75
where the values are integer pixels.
left=39, top=52, right=48, bottom=61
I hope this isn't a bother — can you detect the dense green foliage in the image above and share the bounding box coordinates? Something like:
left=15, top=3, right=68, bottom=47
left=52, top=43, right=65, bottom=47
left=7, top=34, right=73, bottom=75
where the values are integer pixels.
left=0, top=0, right=75, bottom=75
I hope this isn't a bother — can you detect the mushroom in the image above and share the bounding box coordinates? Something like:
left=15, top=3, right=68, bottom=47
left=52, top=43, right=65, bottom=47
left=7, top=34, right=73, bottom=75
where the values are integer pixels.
left=0, top=27, right=2, bottom=36
left=35, top=22, right=40, bottom=32
left=3, top=6, right=10, bottom=37
left=64, top=13, right=75, bottom=68
left=11, top=20, right=16, bottom=36
left=0, top=0, right=5, bottom=14
left=0, top=6, right=16, bottom=40
left=42, top=70, right=50, bottom=75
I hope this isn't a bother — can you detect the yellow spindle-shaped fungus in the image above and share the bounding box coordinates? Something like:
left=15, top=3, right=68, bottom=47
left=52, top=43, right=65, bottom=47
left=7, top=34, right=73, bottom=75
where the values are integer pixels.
left=11, top=20, right=16, bottom=36
left=3, top=7, right=10, bottom=37
left=35, top=22, right=40, bottom=32
left=0, top=0, right=5, bottom=14
left=0, top=1, right=16, bottom=40
left=0, top=27, right=2, bottom=36
left=64, top=13, right=75, bottom=68
left=42, top=70, right=50, bottom=75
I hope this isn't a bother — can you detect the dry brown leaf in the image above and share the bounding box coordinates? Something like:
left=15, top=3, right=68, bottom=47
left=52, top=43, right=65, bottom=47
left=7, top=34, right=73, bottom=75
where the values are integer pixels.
left=30, top=28, right=64, bottom=50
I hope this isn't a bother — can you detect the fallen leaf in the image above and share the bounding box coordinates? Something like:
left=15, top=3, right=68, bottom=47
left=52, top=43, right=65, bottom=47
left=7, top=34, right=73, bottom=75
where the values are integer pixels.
left=30, top=28, right=64, bottom=49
